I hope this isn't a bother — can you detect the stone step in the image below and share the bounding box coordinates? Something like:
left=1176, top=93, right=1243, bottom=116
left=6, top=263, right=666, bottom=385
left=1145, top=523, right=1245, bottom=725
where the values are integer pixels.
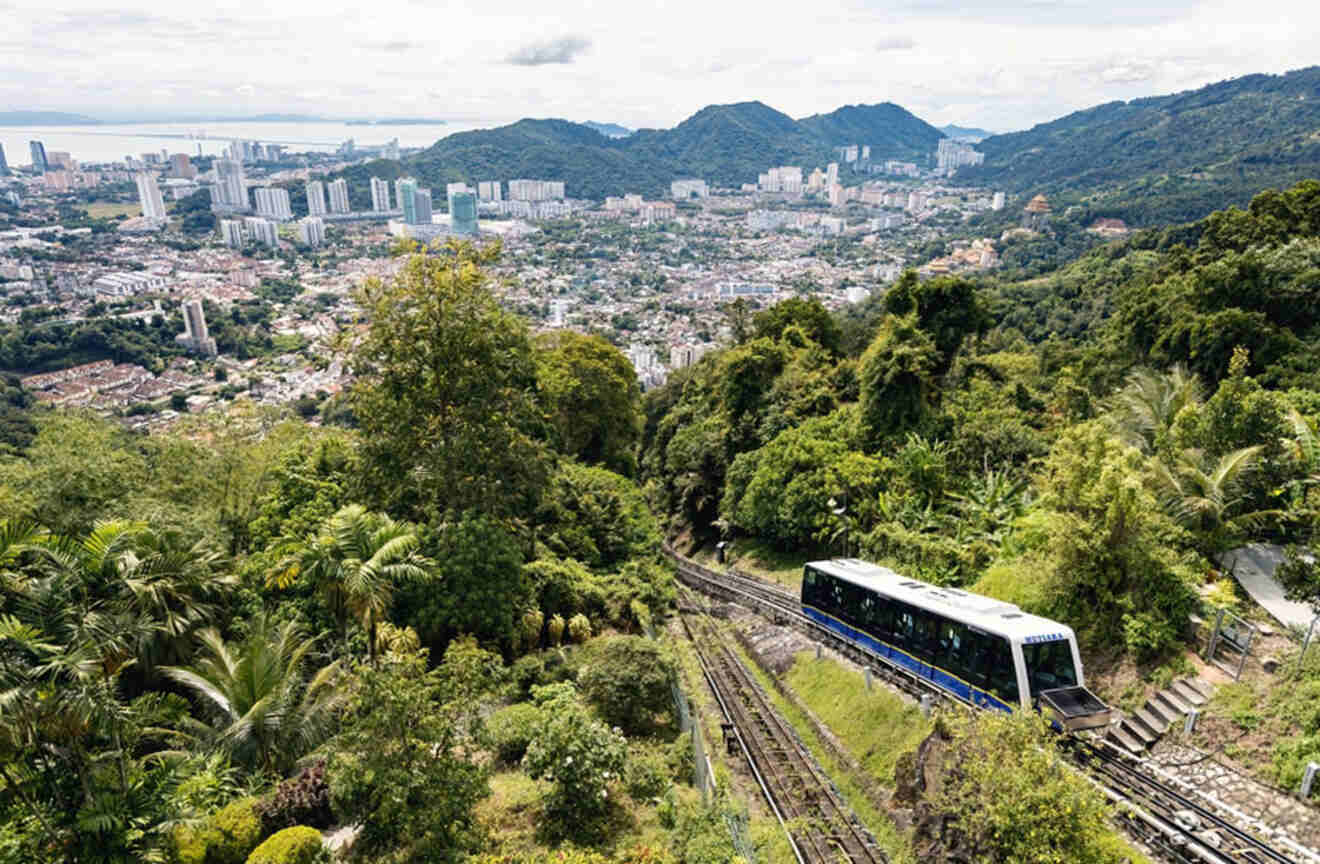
left=1108, top=724, right=1147, bottom=753
left=1123, top=716, right=1159, bottom=745
left=1171, top=679, right=1208, bottom=706
left=1145, top=698, right=1179, bottom=726
left=1156, top=688, right=1194, bottom=716
left=1132, top=707, right=1168, bottom=739
left=1186, top=677, right=1216, bottom=700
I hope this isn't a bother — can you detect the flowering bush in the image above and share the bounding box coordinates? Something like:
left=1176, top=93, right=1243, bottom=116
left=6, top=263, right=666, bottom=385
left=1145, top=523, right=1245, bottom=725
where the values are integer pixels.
left=521, top=683, right=627, bottom=836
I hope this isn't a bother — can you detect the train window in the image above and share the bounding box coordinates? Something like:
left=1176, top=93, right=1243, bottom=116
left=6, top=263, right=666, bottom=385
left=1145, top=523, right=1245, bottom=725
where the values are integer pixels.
left=986, top=638, right=1019, bottom=705
left=939, top=620, right=972, bottom=680
left=1022, top=640, right=1078, bottom=695
left=963, top=630, right=992, bottom=688
left=869, top=596, right=896, bottom=640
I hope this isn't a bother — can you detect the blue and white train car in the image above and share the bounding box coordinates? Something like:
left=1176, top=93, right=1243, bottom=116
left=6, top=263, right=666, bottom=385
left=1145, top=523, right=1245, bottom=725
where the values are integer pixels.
left=801, top=558, right=1112, bottom=730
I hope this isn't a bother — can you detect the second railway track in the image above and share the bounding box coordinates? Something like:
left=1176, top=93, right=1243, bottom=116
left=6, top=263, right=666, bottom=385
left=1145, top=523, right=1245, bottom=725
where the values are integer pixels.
left=666, top=544, right=1318, bottom=864
left=680, top=589, right=886, bottom=864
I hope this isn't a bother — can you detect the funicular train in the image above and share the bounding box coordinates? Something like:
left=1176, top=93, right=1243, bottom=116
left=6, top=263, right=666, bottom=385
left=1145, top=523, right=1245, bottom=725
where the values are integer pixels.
left=800, top=558, right=1112, bottom=730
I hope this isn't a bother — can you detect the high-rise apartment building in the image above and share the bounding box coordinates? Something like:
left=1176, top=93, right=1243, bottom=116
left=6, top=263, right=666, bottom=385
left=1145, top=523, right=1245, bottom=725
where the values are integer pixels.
left=243, top=216, right=279, bottom=248
left=169, top=153, right=195, bottom=179
left=0, top=143, right=8, bottom=176
left=214, top=159, right=247, bottom=208
left=327, top=179, right=350, bottom=214
left=448, top=190, right=478, bottom=236
left=48, top=151, right=76, bottom=171
left=29, top=141, right=48, bottom=173
left=370, top=177, right=391, bottom=211
left=219, top=219, right=244, bottom=248
left=135, top=172, right=167, bottom=222
left=253, top=187, right=293, bottom=221
left=413, top=188, right=433, bottom=224
left=306, top=181, right=327, bottom=217
left=477, top=180, right=502, bottom=202
left=396, top=178, right=417, bottom=224
left=992, top=191, right=1005, bottom=211
left=178, top=300, right=218, bottom=356
left=298, top=217, right=326, bottom=247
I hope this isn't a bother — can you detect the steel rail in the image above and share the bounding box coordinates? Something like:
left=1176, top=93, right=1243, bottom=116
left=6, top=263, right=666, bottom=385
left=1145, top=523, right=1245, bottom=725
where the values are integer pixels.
left=664, top=544, right=1311, bottom=864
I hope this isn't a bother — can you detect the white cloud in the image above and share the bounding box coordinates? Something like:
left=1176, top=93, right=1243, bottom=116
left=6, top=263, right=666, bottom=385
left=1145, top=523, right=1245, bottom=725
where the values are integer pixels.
left=875, top=36, right=915, bottom=51
left=1, top=0, right=1317, bottom=132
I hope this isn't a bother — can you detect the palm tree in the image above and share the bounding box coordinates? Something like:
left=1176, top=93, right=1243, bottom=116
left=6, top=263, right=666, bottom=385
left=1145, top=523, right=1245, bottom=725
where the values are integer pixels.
left=270, top=505, right=431, bottom=661
left=163, top=614, right=343, bottom=777
left=1107, top=365, right=1203, bottom=452
left=1152, top=445, right=1278, bottom=551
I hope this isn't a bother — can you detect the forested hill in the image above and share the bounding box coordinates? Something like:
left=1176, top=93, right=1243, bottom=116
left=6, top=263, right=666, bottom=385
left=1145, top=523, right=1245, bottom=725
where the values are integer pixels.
left=400, top=101, right=943, bottom=199
left=959, top=66, right=1320, bottom=225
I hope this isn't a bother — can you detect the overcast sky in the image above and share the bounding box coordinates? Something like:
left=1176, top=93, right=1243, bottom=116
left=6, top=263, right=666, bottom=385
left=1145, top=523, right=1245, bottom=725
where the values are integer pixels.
left=5, top=0, right=1318, bottom=132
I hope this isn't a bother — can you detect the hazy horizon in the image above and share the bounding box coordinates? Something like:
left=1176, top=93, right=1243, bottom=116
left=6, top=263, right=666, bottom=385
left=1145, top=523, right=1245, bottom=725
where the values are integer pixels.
left=7, top=0, right=1319, bottom=132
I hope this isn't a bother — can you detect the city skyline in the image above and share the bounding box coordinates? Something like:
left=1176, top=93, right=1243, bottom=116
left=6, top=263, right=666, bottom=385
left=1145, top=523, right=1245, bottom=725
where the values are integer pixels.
left=4, top=1, right=1319, bottom=132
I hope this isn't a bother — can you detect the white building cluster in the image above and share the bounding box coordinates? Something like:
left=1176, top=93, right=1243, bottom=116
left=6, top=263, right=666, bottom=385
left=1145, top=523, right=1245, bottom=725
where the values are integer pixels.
left=91, top=271, right=169, bottom=297
left=478, top=181, right=502, bottom=202
left=758, top=166, right=803, bottom=195
left=252, top=187, right=293, bottom=221
left=746, top=210, right=845, bottom=235
left=507, top=179, right=566, bottom=201
left=935, top=139, right=985, bottom=175
left=670, top=179, right=709, bottom=199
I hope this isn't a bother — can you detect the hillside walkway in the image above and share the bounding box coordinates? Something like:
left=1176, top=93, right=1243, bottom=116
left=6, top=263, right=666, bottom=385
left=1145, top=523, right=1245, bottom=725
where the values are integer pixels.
left=1221, top=544, right=1315, bottom=630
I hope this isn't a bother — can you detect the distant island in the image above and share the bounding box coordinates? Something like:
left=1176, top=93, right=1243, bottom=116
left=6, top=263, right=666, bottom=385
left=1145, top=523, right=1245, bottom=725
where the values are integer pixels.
left=345, top=118, right=448, bottom=126
left=583, top=121, right=633, bottom=139
left=0, top=110, right=101, bottom=126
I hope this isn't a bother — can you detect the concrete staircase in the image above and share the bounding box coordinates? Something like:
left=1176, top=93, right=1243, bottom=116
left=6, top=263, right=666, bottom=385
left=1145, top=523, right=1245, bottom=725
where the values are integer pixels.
left=1107, top=677, right=1214, bottom=753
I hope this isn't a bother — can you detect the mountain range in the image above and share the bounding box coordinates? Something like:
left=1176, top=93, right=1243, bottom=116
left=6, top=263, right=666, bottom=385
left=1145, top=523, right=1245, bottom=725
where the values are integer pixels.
left=963, top=66, right=1320, bottom=224
left=395, top=101, right=943, bottom=199
left=0, top=111, right=101, bottom=126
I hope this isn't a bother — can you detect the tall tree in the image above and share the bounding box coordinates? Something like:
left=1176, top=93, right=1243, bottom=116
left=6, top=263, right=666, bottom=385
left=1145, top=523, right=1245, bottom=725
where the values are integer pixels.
left=535, top=330, right=642, bottom=476
left=348, top=239, right=552, bottom=524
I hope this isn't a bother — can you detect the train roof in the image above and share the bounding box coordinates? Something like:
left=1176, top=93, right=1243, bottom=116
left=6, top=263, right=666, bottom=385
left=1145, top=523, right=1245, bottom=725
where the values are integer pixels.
left=806, top=558, right=1075, bottom=643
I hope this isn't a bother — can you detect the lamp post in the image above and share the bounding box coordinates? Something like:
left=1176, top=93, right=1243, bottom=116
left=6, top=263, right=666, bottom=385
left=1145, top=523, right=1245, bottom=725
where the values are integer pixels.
left=828, top=495, right=849, bottom=559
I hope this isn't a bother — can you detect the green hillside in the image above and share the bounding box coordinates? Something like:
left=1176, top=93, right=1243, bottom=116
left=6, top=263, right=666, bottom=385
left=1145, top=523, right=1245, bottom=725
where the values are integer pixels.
left=961, top=66, right=1320, bottom=225
left=396, top=101, right=944, bottom=199
left=798, top=102, right=944, bottom=159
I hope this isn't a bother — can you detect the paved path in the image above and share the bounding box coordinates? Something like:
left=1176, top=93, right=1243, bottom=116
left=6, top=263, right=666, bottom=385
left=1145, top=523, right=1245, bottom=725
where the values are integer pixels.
left=1221, top=544, right=1316, bottom=630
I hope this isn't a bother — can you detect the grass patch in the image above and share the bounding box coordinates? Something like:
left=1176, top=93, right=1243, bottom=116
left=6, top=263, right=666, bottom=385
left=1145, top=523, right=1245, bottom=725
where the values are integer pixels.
left=732, top=640, right=917, bottom=863
left=783, top=651, right=931, bottom=787
left=725, top=537, right=813, bottom=594
left=83, top=202, right=141, bottom=219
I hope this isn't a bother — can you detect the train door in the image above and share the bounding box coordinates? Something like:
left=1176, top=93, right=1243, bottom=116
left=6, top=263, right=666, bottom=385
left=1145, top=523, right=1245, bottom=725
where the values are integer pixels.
left=1009, top=640, right=1031, bottom=712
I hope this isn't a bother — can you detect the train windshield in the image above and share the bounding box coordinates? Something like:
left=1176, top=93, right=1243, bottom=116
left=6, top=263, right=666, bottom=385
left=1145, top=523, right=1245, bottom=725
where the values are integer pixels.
left=1022, top=640, right=1078, bottom=695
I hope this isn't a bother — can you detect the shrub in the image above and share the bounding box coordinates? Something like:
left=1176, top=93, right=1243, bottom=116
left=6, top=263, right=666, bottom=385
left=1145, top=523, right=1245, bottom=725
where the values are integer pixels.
left=256, top=761, right=332, bottom=834
left=548, top=614, right=565, bottom=647
left=578, top=635, right=675, bottom=735
left=666, top=733, right=694, bottom=784
left=625, top=752, right=671, bottom=800
left=487, top=702, right=542, bottom=765
left=175, top=796, right=264, bottom=864
left=522, top=683, right=627, bottom=836
left=519, top=608, right=544, bottom=651
left=568, top=613, right=592, bottom=643
left=244, top=826, right=324, bottom=864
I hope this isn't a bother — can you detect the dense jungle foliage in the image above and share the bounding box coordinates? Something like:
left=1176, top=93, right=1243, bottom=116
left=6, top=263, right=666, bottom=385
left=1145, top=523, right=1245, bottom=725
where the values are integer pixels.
left=10, top=177, right=1320, bottom=862
left=0, top=240, right=695, bottom=864
left=644, top=180, right=1320, bottom=664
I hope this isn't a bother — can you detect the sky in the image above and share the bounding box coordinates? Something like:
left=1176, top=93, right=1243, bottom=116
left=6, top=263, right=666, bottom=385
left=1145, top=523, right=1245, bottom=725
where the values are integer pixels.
left=4, top=0, right=1319, bottom=133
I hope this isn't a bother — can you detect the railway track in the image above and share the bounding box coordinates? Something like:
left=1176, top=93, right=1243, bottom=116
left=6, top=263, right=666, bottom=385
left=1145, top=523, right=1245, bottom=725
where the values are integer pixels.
left=680, top=590, right=886, bottom=864
left=665, top=545, right=1318, bottom=864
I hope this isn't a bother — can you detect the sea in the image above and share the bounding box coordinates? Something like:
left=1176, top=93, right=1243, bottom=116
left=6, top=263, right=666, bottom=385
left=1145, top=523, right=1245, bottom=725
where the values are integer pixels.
left=0, top=119, right=514, bottom=168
